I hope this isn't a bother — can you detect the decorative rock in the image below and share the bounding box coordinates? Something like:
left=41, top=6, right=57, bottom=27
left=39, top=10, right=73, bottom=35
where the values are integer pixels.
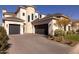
left=64, top=40, right=72, bottom=45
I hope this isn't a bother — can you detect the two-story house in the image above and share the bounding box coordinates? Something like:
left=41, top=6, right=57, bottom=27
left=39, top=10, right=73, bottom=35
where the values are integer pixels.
left=2, top=5, right=72, bottom=36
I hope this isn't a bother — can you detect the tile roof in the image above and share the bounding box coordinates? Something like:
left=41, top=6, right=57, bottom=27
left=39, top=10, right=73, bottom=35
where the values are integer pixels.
left=48, top=13, right=70, bottom=19
left=3, top=17, right=24, bottom=22
left=32, top=15, right=58, bottom=25
left=3, top=12, right=15, bottom=15
left=3, top=12, right=16, bottom=17
left=32, top=14, right=70, bottom=25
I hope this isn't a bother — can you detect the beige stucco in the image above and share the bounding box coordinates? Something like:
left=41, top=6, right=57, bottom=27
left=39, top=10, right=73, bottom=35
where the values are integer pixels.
left=25, top=22, right=35, bottom=33
left=48, top=19, right=59, bottom=35
left=41, top=14, right=46, bottom=18
left=73, top=23, right=79, bottom=31
left=26, top=7, right=36, bottom=22
left=17, top=8, right=27, bottom=22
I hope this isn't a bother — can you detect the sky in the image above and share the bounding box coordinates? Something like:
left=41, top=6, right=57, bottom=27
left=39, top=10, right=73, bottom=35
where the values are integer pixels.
left=0, top=5, right=79, bottom=24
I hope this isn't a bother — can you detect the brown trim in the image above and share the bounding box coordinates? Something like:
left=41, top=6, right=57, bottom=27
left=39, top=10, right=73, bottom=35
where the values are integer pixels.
left=3, top=20, right=24, bottom=22
left=3, top=17, right=24, bottom=22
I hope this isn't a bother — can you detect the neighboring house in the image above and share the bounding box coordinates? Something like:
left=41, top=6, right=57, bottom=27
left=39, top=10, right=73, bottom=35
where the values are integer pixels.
left=72, top=20, right=79, bottom=32
left=2, top=5, right=72, bottom=36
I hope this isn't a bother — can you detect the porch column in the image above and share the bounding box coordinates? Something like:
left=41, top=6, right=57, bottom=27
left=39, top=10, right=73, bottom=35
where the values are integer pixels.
left=20, top=24, right=23, bottom=34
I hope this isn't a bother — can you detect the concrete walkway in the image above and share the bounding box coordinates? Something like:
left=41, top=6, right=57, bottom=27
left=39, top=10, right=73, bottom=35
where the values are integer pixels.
left=8, top=34, right=71, bottom=54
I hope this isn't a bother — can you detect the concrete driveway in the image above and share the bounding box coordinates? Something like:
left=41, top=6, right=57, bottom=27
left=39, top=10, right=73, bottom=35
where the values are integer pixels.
left=8, top=34, right=71, bottom=54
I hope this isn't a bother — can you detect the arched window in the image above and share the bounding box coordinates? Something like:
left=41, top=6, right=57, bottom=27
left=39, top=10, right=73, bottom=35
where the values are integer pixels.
left=40, top=15, right=42, bottom=18
left=23, top=13, right=25, bottom=16
left=28, top=15, right=30, bottom=22
left=35, top=15, right=37, bottom=18
left=32, top=14, right=34, bottom=20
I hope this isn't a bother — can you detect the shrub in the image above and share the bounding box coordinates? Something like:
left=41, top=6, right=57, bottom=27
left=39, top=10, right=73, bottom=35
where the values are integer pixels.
left=54, top=29, right=65, bottom=36
left=54, top=36, right=63, bottom=42
left=0, top=26, right=9, bottom=54
left=76, top=29, right=79, bottom=34
left=67, top=30, right=75, bottom=34
left=48, top=34, right=54, bottom=40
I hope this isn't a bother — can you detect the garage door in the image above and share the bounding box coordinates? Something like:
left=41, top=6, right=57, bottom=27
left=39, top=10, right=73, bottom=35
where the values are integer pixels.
left=35, top=24, right=48, bottom=35
left=9, top=24, right=20, bottom=34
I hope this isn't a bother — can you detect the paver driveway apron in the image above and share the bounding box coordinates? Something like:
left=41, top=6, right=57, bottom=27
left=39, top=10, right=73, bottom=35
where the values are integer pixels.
left=8, top=34, right=71, bottom=54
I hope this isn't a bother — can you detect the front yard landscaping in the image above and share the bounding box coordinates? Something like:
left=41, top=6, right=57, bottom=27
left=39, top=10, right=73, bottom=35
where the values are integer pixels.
left=0, top=26, right=10, bottom=54
left=48, top=29, right=79, bottom=47
left=64, top=34, right=79, bottom=41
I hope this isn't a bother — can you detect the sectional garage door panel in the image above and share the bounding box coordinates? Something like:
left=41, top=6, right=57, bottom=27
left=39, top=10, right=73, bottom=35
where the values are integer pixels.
left=35, top=24, right=48, bottom=35
left=9, top=24, right=20, bottom=34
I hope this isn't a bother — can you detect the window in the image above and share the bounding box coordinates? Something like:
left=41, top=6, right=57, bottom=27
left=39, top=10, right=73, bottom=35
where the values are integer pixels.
left=56, top=16, right=61, bottom=18
left=32, top=14, right=34, bottom=20
left=35, top=15, right=37, bottom=18
left=28, top=15, right=30, bottom=22
left=40, top=15, right=42, bottom=18
left=23, top=13, right=25, bottom=16
left=68, top=26, right=71, bottom=31
left=64, top=26, right=66, bottom=31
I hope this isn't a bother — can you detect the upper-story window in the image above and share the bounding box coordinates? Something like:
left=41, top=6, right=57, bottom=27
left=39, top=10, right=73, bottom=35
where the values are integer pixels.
left=56, top=16, right=61, bottom=18
left=23, top=13, right=25, bottom=16
left=40, top=15, right=42, bottom=18
left=35, top=15, right=37, bottom=18
left=32, top=14, right=34, bottom=20
left=28, top=15, right=30, bottom=22
left=68, top=26, right=71, bottom=31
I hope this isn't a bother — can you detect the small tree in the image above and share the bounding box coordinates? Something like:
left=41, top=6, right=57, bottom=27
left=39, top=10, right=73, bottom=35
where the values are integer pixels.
left=56, top=17, right=70, bottom=31
left=0, top=26, right=9, bottom=54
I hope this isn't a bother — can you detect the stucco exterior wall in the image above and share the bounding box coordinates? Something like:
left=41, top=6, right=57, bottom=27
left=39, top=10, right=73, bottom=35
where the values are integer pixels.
left=16, top=8, right=27, bottom=23
left=26, top=22, right=35, bottom=33
left=26, top=7, right=35, bottom=22
left=4, top=21, right=24, bottom=35
left=16, top=11, right=20, bottom=19
left=48, top=20, right=53, bottom=35
left=16, top=8, right=28, bottom=33
left=72, top=23, right=79, bottom=31
left=48, top=19, right=58, bottom=36
left=41, top=14, right=46, bottom=18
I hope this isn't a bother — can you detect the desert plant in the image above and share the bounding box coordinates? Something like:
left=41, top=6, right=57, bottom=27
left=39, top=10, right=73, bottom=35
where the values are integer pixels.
left=54, top=36, right=63, bottom=42
left=48, top=34, right=54, bottom=40
left=76, top=29, right=79, bottom=34
left=54, top=29, right=65, bottom=36
left=0, top=26, right=9, bottom=54
left=67, top=30, right=75, bottom=34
